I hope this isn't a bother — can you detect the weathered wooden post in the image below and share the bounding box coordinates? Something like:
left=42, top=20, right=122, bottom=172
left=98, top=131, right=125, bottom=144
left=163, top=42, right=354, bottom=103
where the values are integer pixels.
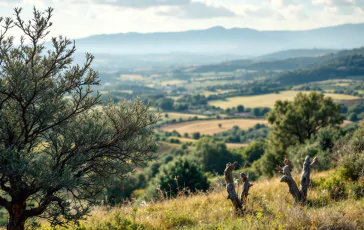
left=224, top=161, right=253, bottom=214
left=275, top=155, right=318, bottom=204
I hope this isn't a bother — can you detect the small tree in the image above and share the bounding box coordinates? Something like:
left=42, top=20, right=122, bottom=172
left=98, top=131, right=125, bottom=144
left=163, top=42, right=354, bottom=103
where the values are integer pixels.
left=218, top=123, right=222, bottom=128
left=267, top=92, right=343, bottom=154
left=237, top=105, right=244, bottom=113
left=0, top=8, right=159, bottom=229
left=275, top=155, right=318, bottom=204
left=192, top=132, right=201, bottom=140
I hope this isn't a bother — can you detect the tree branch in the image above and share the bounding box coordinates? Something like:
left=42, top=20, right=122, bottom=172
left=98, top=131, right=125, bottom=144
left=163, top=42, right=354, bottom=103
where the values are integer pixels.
left=24, top=195, right=64, bottom=218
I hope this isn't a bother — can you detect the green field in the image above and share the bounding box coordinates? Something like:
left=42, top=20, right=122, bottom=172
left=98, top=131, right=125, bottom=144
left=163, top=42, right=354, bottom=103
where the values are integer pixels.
left=209, top=90, right=361, bottom=109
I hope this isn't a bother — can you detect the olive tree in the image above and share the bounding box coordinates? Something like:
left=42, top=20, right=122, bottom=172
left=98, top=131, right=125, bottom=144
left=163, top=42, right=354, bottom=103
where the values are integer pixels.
left=0, top=7, right=159, bottom=229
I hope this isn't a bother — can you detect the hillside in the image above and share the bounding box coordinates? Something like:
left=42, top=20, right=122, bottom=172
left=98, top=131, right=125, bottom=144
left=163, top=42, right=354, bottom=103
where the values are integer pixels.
left=41, top=170, right=364, bottom=229
left=191, top=47, right=364, bottom=75
left=275, top=53, right=364, bottom=85
left=256, top=48, right=337, bottom=61
left=69, top=23, right=364, bottom=57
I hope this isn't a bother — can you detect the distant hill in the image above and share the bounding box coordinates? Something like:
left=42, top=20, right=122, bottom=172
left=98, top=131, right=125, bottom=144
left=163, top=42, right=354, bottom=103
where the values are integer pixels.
left=275, top=51, right=364, bottom=85
left=69, top=23, right=364, bottom=56
left=256, top=49, right=338, bottom=61
left=191, top=47, right=364, bottom=73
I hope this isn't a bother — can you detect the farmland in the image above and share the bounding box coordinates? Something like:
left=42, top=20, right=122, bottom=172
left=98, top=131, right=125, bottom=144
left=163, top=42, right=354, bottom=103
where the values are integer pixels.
left=208, top=90, right=361, bottom=109
left=159, top=119, right=268, bottom=135
left=161, top=112, right=209, bottom=121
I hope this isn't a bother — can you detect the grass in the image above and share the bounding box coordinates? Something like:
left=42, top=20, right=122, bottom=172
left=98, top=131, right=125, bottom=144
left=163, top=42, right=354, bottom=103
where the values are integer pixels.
left=44, top=170, right=364, bottom=230
left=209, top=90, right=362, bottom=109
left=159, top=119, right=267, bottom=135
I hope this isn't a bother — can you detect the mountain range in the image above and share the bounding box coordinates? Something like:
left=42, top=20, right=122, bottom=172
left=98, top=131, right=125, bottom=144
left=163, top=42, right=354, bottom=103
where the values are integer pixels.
left=71, top=23, right=364, bottom=57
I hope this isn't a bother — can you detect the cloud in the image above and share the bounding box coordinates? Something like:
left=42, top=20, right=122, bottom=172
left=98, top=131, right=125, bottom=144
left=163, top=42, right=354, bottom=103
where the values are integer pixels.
left=271, top=0, right=302, bottom=7
left=313, top=0, right=364, bottom=10
left=157, top=2, right=236, bottom=19
left=244, top=7, right=285, bottom=20
left=92, top=0, right=190, bottom=8
left=310, top=0, right=364, bottom=16
left=0, top=0, right=22, bottom=4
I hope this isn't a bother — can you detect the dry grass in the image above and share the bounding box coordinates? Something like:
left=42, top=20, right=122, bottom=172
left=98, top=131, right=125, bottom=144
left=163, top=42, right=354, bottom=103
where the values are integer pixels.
left=159, top=119, right=267, bottom=135
left=44, top=170, right=364, bottom=230
left=226, top=143, right=249, bottom=149
left=162, top=112, right=209, bottom=121
left=209, top=90, right=361, bottom=109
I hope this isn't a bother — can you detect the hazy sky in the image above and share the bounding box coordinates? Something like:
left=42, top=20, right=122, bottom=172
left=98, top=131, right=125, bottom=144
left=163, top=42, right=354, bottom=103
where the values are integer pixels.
left=1, top=0, right=364, bottom=39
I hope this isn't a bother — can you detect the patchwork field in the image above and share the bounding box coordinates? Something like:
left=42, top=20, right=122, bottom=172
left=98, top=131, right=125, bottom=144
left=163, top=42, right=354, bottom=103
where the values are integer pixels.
left=159, top=119, right=267, bottom=135
left=209, top=90, right=361, bottom=109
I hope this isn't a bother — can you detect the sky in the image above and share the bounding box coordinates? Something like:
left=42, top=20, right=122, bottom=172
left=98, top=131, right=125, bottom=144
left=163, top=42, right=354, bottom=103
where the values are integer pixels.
left=1, top=0, right=364, bottom=39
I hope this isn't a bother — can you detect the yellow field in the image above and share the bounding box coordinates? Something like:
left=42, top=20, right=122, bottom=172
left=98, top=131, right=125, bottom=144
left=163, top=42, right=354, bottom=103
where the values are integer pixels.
left=209, top=90, right=361, bottom=109
left=162, top=112, right=209, bottom=121
left=226, top=143, right=248, bottom=148
left=159, top=119, right=267, bottom=135
left=160, top=80, right=186, bottom=86
left=119, top=74, right=145, bottom=81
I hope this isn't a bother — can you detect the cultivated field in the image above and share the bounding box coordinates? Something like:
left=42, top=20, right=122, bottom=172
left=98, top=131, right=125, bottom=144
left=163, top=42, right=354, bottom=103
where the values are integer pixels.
left=209, top=90, right=361, bottom=109
left=159, top=119, right=267, bottom=135
left=162, top=112, right=209, bottom=121
left=119, top=74, right=145, bottom=81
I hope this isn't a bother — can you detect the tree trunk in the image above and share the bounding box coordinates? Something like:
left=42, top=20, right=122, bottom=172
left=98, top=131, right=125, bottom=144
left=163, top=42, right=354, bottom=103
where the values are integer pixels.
left=7, top=202, right=26, bottom=230
left=224, top=162, right=253, bottom=215
left=276, top=155, right=318, bottom=205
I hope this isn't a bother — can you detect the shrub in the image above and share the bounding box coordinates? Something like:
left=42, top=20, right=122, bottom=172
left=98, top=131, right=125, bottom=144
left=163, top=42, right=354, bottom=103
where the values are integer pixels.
left=320, top=176, right=347, bottom=200
left=148, top=157, right=209, bottom=198
left=192, top=132, right=201, bottom=140
left=336, top=124, right=364, bottom=181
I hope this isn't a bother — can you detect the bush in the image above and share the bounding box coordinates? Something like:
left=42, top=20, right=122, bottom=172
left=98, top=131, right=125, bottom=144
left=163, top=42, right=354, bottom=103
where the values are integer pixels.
left=316, top=126, right=341, bottom=151
left=192, top=137, right=242, bottom=174
left=148, top=157, right=209, bottom=198
left=320, top=176, right=347, bottom=200
left=241, top=141, right=265, bottom=165
left=348, top=113, right=359, bottom=122
left=192, top=132, right=201, bottom=140
left=287, top=142, right=331, bottom=172
left=336, top=124, right=364, bottom=181
left=105, top=173, right=147, bottom=204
